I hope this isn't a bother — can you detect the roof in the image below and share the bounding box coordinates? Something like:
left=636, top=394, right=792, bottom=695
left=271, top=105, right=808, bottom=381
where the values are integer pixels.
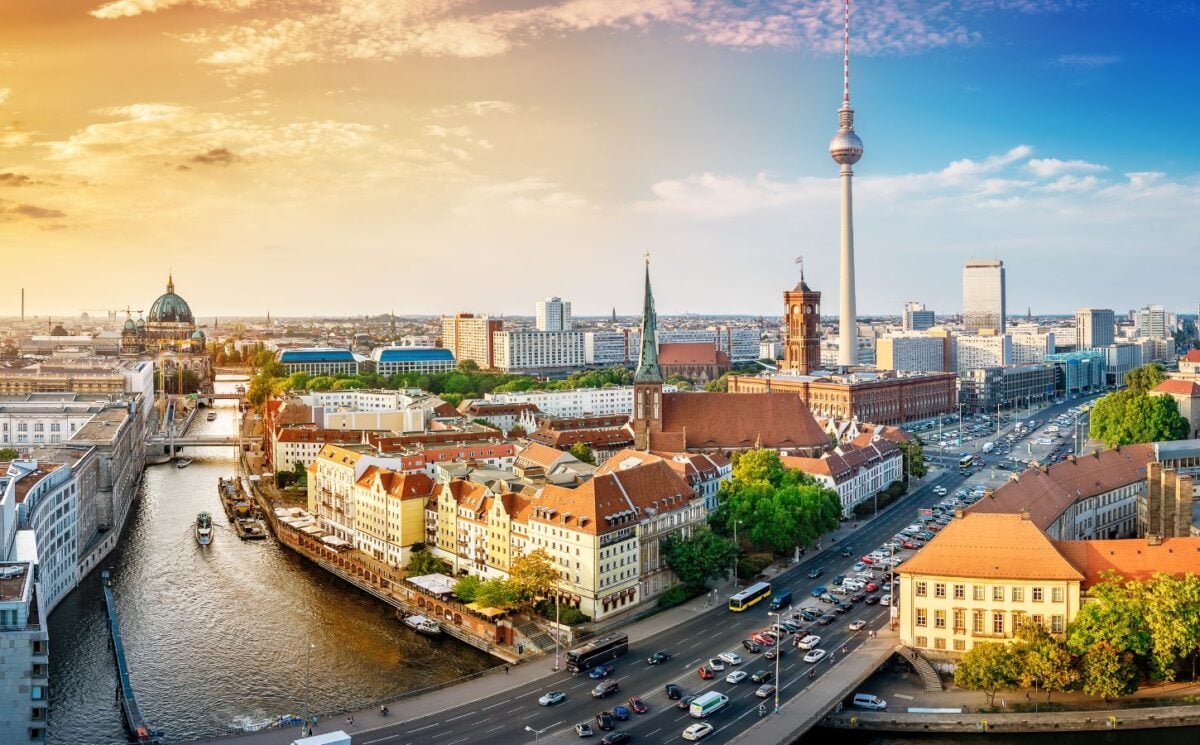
left=1182, top=350, right=1200, bottom=363
left=534, top=458, right=695, bottom=535
left=530, top=428, right=632, bottom=450
left=969, top=445, right=1154, bottom=530
left=356, top=467, right=435, bottom=500
left=279, top=348, right=356, bottom=363
left=1152, top=379, right=1200, bottom=397
left=658, top=342, right=726, bottom=366
left=373, top=347, right=455, bottom=363
left=660, top=392, right=828, bottom=450
left=1154, top=439, right=1200, bottom=462
left=275, top=427, right=363, bottom=445
left=781, top=441, right=900, bottom=485
left=899, top=513, right=1084, bottom=581
left=515, top=442, right=573, bottom=469
left=316, top=444, right=364, bottom=466
left=1055, top=537, right=1200, bottom=588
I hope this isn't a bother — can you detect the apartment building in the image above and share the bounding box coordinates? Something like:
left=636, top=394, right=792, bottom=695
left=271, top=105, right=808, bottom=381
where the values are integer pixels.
left=1010, top=330, right=1055, bottom=365
left=1074, top=309, right=1115, bottom=349
left=491, top=330, right=586, bottom=373
left=781, top=440, right=904, bottom=517
left=956, top=334, right=1011, bottom=372
left=277, top=348, right=367, bottom=376
left=484, top=386, right=678, bottom=418
left=440, top=314, right=503, bottom=369
left=875, top=335, right=948, bottom=372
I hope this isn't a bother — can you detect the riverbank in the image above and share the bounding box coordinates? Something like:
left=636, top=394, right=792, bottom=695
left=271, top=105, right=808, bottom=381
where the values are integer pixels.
left=825, top=703, right=1200, bottom=733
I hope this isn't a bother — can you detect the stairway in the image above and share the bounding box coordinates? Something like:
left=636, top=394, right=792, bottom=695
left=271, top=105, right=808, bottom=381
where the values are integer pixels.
left=515, top=619, right=558, bottom=652
left=897, top=646, right=943, bottom=691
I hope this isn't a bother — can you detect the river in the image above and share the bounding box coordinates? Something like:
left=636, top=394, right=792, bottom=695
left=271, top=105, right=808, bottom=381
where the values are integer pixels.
left=47, top=378, right=493, bottom=744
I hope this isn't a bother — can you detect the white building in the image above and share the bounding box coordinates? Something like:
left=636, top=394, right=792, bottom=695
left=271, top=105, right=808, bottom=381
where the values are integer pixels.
left=1075, top=308, right=1115, bottom=349
left=876, top=335, right=947, bottom=372
left=483, top=385, right=678, bottom=418
left=295, top=389, right=446, bottom=432
left=585, top=330, right=639, bottom=366
left=491, top=330, right=586, bottom=373
left=956, top=334, right=1011, bottom=372
left=1103, top=343, right=1144, bottom=386
left=962, top=259, right=1006, bottom=334
left=277, top=348, right=367, bottom=376
left=1133, top=305, right=1170, bottom=339
left=782, top=440, right=904, bottom=517
left=1010, top=330, right=1055, bottom=365
left=902, top=302, right=936, bottom=332
left=535, top=297, right=573, bottom=332
left=370, top=346, right=455, bottom=375
left=0, top=400, right=101, bottom=450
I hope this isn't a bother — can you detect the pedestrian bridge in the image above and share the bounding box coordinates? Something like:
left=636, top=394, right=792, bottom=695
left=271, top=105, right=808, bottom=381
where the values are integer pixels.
left=146, top=434, right=261, bottom=447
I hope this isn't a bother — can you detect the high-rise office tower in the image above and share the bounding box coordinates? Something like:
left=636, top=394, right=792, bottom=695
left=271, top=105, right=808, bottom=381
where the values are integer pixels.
left=829, top=0, right=863, bottom=368
left=1133, top=305, right=1169, bottom=339
left=902, top=301, right=935, bottom=332
left=1074, top=308, right=1115, bottom=349
left=535, top=296, right=572, bottom=332
left=962, top=259, right=1006, bottom=334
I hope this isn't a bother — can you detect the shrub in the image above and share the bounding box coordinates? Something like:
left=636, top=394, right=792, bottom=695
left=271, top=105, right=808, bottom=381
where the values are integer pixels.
left=657, top=584, right=705, bottom=609
left=737, top=553, right=773, bottom=579
left=535, top=600, right=591, bottom=625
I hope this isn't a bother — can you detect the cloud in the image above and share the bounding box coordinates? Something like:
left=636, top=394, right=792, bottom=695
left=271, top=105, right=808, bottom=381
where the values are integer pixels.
left=0, top=201, right=66, bottom=220
left=428, top=101, right=518, bottom=119
left=1055, top=53, right=1122, bottom=69
left=0, top=172, right=36, bottom=186
left=90, top=0, right=257, bottom=19
left=190, top=147, right=238, bottom=165
left=452, top=177, right=595, bottom=217
left=1025, top=158, right=1107, bottom=178
left=0, top=88, right=9, bottom=105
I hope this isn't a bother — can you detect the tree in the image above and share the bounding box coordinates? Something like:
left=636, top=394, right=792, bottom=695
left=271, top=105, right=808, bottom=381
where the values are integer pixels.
left=568, top=442, right=596, bottom=465
left=457, top=359, right=481, bottom=374
left=1067, top=573, right=1152, bottom=661
left=1089, top=389, right=1190, bottom=447
left=953, top=642, right=1020, bottom=706
left=705, top=373, right=730, bottom=392
left=508, top=549, right=559, bottom=607
left=454, top=575, right=483, bottom=603
left=0, top=448, right=19, bottom=460
left=1081, top=641, right=1139, bottom=701
left=475, top=578, right=519, bottom=610
left=898, top=436, right=927, bottom=480
left=1138, top=573, right=1200, bottom=681
left=661, top=528, right=739, bottom=589
left=1124, top=363, right=1164, bottom=394
left=406, top=550, right=451, bottom=577
left=1013, top=620, right=1079, bottom=701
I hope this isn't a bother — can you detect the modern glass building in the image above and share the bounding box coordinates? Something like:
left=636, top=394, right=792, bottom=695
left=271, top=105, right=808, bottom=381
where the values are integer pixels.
left=1046, top=351, right=1106, bottom=395
left=962, top=259, right=1006, bottom=334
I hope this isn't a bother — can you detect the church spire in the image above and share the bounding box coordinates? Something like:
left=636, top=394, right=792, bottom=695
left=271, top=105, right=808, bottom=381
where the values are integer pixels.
left=634, top=255, right=662, bottom=383
left=167, top=272, right=175, bottom=294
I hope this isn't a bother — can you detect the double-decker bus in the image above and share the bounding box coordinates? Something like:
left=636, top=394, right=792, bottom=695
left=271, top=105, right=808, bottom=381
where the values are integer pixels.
left=959, top=454, right=974, bottom=470
left=728, top=581, right=772, bottom=612
left=565, top=632, right=629, bottom=673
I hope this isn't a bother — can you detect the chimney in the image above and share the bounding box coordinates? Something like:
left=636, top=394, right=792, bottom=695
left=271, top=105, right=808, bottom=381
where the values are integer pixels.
left=1020, top=508, right=1031, bottom=521
left=985, top=488, right=995, bottom=500
left=1147, top=533, right=1163, bottom=546
left=1067, top=454, right=1076, bottom=463
left=954, top=508, right=964, bottom=519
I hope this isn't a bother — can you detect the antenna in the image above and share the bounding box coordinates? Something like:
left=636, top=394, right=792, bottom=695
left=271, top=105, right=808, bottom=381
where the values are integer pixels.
left=842, top=0, right=851, bottom=106
left=795, top=255, right=805, bottom=281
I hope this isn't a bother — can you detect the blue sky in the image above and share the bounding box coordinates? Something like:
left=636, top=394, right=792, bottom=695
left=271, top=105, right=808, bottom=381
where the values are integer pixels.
left=2, top=1, right=1198, bottom=318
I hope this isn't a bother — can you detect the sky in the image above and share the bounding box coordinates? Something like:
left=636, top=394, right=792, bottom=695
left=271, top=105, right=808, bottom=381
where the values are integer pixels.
left=1, top=0, right=1198, bottom=320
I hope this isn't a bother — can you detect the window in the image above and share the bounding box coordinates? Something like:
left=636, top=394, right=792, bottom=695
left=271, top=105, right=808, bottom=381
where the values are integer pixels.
left=1032, top=587, right=1044, bottom=602
left=915, top=608, right=927, bottom=627
left=915, top=635, right=927, bottom=648
left=934, top=636, right=946, bottom=650
left=953, top=584, right=965, bottom=600
left=915, top=581, right=927, bottom=597
left=973, top=585, right=985, bottom=601
left=1011, top=587, right=1024, bottom=602
left=935, top=583, right=946, bottom=598
left=992, top=612, right=1005, bottom=635
left=953, top=639, right=966, bottom=651
left=953, top=609, right=965, bottom=632
left=1031, top=614, right=1044, bottom=628
left=1052, top=587, right=1064, bottom=603
left=1051, top=615, right=1064, bottom=633
left=992, top=585, right=1004, bottom=601
left=935, top=610, right=946, bottom=629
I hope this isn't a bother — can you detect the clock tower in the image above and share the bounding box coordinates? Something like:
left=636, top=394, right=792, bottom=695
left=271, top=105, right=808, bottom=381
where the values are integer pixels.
left=783, top=262, right=822, bottom=376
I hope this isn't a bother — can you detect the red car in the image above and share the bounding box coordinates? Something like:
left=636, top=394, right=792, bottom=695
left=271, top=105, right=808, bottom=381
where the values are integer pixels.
left=901, top=540, right=919, bottom=550
left=628, top=695, right=648, bottom=714
left=698, top=665, right=715, bottom=680
left=860, top=556, right=877, bottom=565
left=865, top=582, right=879, bottom=592
left=751, top=632, right=776, bottom=646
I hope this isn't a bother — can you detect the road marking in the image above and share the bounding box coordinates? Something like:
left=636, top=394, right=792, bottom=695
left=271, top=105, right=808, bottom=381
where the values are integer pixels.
left=506, top=706, right=524, bottom=714
left=444, top=712, right=473, bottom=722
left=686, top=658, right=701, bottom=668
left=408, top=723, right=438, bottom=734
left=570, top=681, right=588, bottom=690
left=431, top=732, right=454, bottom=740
left=479, top=698, right=511, bottom=711
left=446, top=739, right=468, bottom=745
left=784, top=662, right=796, bottom=672
left=647, top=727, right=661, bottom=737
left=894, top=693, right=915, bottom=700
left=469, top=718, right=489, bottom=726
left=486, top=725, right=504, bottom=733
left=362, top=737, right=402, bottom=745
left=521, top=712, right=539, bottom=720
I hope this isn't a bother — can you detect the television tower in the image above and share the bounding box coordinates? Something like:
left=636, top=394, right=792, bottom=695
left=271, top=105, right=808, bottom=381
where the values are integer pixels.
left=830, top=0, right=863, bottom=368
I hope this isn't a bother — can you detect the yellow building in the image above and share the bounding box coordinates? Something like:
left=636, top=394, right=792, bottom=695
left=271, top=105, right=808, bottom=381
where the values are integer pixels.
left=898, top=512, right=1082, bottom=659
left=351, top=467, right=434, bottom=568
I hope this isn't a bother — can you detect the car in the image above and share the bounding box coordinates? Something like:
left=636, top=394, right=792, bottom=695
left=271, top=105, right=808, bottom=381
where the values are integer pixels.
left=718, top=652, right=742, bottom=666
left=865, top=582, right=879, bottom=593
left=819, top=593, right=837, bottom=604
left=665, top=683, right=682, bottom=700
left=742, top=639, right=762, bottom=653
left=833, top=574, right=846, bottom=586
left=781, top=620, right=804, bottom=634
left=755, top=684, right=777, bottom=699
left=901, top=540, right=919, bottom=550
left=725, top=670, right=748, bottom=684
left=647, top=650, right=672, bottom=665
left=600, top=733, right=631, bottom=745
left=676, top=695, right=696, bottom=711
left=817, top=613, right=836, bottom=625
left=848, top=619, right=867, bottom=631
left=807, top=567, right=823, bottom=578
left=595, top=711, right=615, bottom=730
left=864, top=595, right=879, bottom=606
left=707, top=657, right=726, bottom=672
left=751, top=632, right=776, bottom=646
left=539, top=691, right=567, bottom=706
left=849, top=592, right=866, bottom=603
left=803, top=649, right=828, bottom=663
left=575, top=722, right=596, bottom=738
left=810, top=585, right=827, bottom=597
left=796, top=608, right=820, bottom=622
left=796, top=634, right=821, bottom=650
left=852, top=561, right=866, bottom=571
left=627, top=695, right=648, bottom=714
left=589, top=663, right=614, bottom=679
left=698, top=665, right=715, bottom=680
left=880, top=594, right=892, bottom=606
left=751, top=670, right=774, bottom=684
left=682, top=722, right=714, bottom=741
left=840, top=547, right=853, bottom=557
left=835, top=602, right=852, bottom=614
left=592, top=680, right=619, bottom=698
left=765, top=642, right=787, bottom=659
left=612, top=705, right=631, bottom=721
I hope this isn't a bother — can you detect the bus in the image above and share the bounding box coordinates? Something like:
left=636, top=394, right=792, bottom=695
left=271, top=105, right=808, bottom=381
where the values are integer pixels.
left=728, top=581, right=772, bottom=612
left=958, top=454, right=974, bottom=470
left=690, top=691, right=730, bottom=718
left=565, top=632, right=629, bottom=673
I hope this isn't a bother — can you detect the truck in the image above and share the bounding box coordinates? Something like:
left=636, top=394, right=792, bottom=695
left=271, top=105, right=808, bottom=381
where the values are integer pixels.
left=291, top=732, right=351, bottom=745
left=982, top=441, right=995, bottom=453
left=690, top=691, right=730, bottom=718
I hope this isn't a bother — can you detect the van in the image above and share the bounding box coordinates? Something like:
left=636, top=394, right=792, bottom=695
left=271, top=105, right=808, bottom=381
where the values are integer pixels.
left=829, top=585, right=849, bottom=596
left=852, top=693, right=887, bottom=710
left=768, top=591, right=793, bottom=611
left=689, top=691, right=730, bottom=718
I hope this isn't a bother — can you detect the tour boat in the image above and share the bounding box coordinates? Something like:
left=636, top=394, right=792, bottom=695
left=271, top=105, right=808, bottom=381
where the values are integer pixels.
left=403, top=614, right=441, bottom=635
left=206, top=412, right=217, bottom=421
left=195, top=512, right=214, bottom=546
left=176, top=458, right=193, bottom=469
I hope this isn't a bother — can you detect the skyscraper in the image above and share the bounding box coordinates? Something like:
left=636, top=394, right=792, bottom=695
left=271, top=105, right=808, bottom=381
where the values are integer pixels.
left=535, top=296, right=572, bottom=332
left=1134, top=305, right=1169, bottom=339
left=829, top=0, right=863, bottom=368
left=1074, top=308, right=1115, bottom=349
left=962, top=259, right=1006, bottom=334
left=902, top=301, right=935, bottom=332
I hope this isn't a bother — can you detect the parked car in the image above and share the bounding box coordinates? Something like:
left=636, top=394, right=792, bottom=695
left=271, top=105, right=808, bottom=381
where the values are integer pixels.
left=864, top=595, right=879, bottom=606
left=751, top=632, right=776, bottom=646
left=539, top=691, right=567, bottom=706
left=833, top=574, right=846, bottom=586
left=817, top=613, right=837, bottom=625
left=865, top=582, right=879, bottom=593
left=835, top=602, right=852, bottom=614
left=810, top=585, right=828, bottom=597
left=742, top=639, right=762, bottom=653
left=765, top=646, right=786, bottom=660
left=880, top=594, right=892, bottom=606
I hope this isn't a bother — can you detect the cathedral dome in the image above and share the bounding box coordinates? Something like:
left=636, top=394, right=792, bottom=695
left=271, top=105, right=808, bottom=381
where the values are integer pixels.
left=123, top=318, right=137, bottom=332
left=147, top=274, right=194, bottom=324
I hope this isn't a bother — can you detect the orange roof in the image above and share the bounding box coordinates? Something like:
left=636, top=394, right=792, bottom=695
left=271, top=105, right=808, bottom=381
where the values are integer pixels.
left=534, top=459, right=696, bottom=535
left=515, top=442, right=571, bottom=469
left=660, top=392, right=828, bottom=450
left=317, top=444, right=363, bottom=465
left=1183, top=350, right=1200, bottom=363
left=658, top=342, right=725, bottom=366
left=969, top=445, right=1154, bottom=530
left=899, top=513, right=1084, bottom=581
left=1055, top=537, right=1200, bottom=588
left=781, top=455, right=831, bottom=477
left=355, top=467, right=435, bottom=500
left=1152, top=379, right=1200, bottom=396
left=276, top=427, right=363, bottom=444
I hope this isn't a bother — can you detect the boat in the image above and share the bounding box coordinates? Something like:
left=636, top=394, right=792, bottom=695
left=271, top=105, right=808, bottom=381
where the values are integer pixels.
left=234, top=517, right=268, bottom=540
left=206, top=411, right=217, bottom=421
left=195, top=512, right=214, bottom=546
left=176, top=458, right=193, bottom=469
left=402, top=613, right=441, bottom=635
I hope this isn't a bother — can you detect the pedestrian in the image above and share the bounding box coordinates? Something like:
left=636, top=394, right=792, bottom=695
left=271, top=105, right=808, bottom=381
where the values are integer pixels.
left=347, top=714, right=354, bottom=727
left=1025, top=691, right=1030, bottom=701
left=504, top=665, right=509, bottom=675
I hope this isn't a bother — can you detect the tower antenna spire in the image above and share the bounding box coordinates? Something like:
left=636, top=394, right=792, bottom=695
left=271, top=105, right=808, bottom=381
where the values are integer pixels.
left=843, top=0, right=851, bottom=107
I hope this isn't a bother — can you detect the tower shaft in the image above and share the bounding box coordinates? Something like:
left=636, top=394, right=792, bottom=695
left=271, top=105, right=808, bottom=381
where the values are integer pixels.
left=837, top=164, right=857, bottom=367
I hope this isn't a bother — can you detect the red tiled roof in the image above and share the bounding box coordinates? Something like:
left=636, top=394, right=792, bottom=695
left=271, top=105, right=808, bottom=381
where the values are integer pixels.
left=276, top=427, right=364, bottom=444
left=1152, top=379, right=1200, bottom=396
left=899, top=513, right=1084, bottom=581
left=660, top=392, right=828, bottom=450
left=1182, top=350, right=1200, bottom=363
left=658, top=342, right=724, bottom=366
left=1055, top=537, right=1200, bottom=588
left=515, top=442, right=571, bottom=469
left=529, top=428, right=632, bottom=450
left=534, top=459, right=696, bottom=535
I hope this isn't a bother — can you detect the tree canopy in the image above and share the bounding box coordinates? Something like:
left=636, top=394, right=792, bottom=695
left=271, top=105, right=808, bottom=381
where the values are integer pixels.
left=953, top=643, right=1020, bottom=706
left=568, top=442, right=596, bottom=465
left=1124, top=363, right=1164, bottom=394
left=1089, top=387, right=1190, bottom=447
left=508, top=549, right=560, bottom=607
left=661, top=528, right=738, bottom=589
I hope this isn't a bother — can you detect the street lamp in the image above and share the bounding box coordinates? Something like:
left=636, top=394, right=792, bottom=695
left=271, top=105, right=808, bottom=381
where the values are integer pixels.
left=767, top=607, right=789, bottom=714
left=525, top=724, right=549, bottom=745
left=732, top=520, right=742, bottom=590
left=304, top=642, right=315, bottom=737
left=553, top=590, right=561, bottom=671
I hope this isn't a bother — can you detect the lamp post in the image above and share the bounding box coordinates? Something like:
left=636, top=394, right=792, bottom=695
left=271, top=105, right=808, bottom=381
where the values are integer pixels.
left=768, top=607, right=788, bottom=714
left=525, top=724, right=549, bottom=745
left=553, top=589, right=561, bottom=671
left=732, top=520, right=742, bottom=590
left=303, top=642, right=315, bottom=737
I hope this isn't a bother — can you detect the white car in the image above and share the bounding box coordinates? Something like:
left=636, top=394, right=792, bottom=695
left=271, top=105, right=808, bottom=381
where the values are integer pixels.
left=682, top=722, right=715, bottom=741
left=718, top=652, right=742, bottom=666
left=796, top=635, right=821, bottom=650
left=708, top=658, right=726, bottom=671
left=803, top=649, right=828, bottom=664
left=848, top=619, right=867, bottom=631
left=880, top=594, right=892, bottom=606
left=538, top=690, right=566, bottom=706
left=725, top=670, right=748, bottom=684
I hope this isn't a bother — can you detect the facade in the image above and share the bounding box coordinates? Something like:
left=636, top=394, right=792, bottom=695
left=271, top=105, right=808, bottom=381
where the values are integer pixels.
left=1140, top=461, right=1194, bottom=538
left=0, top=360, right=154, bottom=400
left=1046, top=351, right=1107, bottom=396
left=0, top=559, right=48, bottom=744
left=959, top=364, right=1055, bottom=412
left=1010, top=330, right=1055, bottom=365
left=1103, top=343, right=1143, bottom=386
left=484, top=385, right=677, bottom=418
left=10, top=460, right=82, bottom=614
left=440, top=314, right=503, bottom=370
left=1074, top=308, right=1115, bottom=349
left=271, top=428, right=365, bottom=472
left=582, top=328, right=760, bottom=366
left=491, top=330, right=585, bottom=373
left=956, top=334, right=1010, bottom=372
left=584, top=330, right=637, bottom=367
left=782, top=274, right=822, bottom=375
left=658, top=342, right=730, bottom=384
left=596, top=449, right=731, bottom=513
left=535, top=297, right=572, bottom=332
left=727, top=370, right=958, bottom=426
left=902, top=302, right=936, bottom=332
left=307, top=445, right=406, bottom=544
left=782, top=440, right=903, bottom=517
left=875, top=335, right=947, bottom=373
left=1133, top=305, right=1170, bottom=339
left=1150, top=380, right=1200, bottom=440
left=350, top=468, right=435, bottom=568
left=370, top=346, right=456, bottom=376
left=118, top=275, right=211, bottom=383
left=277, top=348, right=365, bottom=376
left=962, top=259, right=1006, bottom=334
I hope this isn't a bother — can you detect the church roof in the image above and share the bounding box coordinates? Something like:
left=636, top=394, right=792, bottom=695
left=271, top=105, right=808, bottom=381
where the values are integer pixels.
left=659, top=392, right=828, bottom=450
left=147, top=274, right=194, bottom=324
left=633, top=262, right=662, bottom=384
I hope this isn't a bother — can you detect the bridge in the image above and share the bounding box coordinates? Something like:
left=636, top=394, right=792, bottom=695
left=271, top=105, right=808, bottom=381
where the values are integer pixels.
left=147, top=434, right=261, bottom=448
left=102, top=571, right=160, bottom=744
left=195, top=392, right=246, bottom=403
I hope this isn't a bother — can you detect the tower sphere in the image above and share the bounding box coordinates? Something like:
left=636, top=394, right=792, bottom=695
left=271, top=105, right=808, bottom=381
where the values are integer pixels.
left=829, top=128, right=863, bottom=165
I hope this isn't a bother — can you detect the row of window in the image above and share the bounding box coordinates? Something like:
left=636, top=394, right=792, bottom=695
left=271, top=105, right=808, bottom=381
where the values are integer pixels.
left=915, top=581, right=1065, bottom=604
left=914, top=608, right=1065, bottom=635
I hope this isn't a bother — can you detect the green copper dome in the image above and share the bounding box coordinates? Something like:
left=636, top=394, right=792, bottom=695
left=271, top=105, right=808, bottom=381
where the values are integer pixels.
left=147, top=274, right=194, bottom=324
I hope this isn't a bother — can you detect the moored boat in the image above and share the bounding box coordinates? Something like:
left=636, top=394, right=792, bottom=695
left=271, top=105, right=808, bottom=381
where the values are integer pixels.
left=176, top=458, right=193, bottom=469
left=195, top=512, right=214, bottom=546
left=206, top=411, right=217, bottom=421
left=402, top=614, right=441, bottom=635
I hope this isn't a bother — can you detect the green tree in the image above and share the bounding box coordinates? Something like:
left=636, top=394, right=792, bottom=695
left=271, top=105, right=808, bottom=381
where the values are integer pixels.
left=1080, top=641, right=1139, bottom=701
left=457, top=359, right=481, bottom=374
left=704, top=373, right=730, bottom=392
left=0, top=448, right=19, bottom=460
left=1067, top=573, right=1152, bottom=661
left=1124, top=363, right=1164, bottom=394
left=406, top=550, right=451, bottom=577
left=899, top=436, right=927, bottom=479
left=508, top=549, right=559, bottom=608
left=306, top=375, right=337, bottom=391
left=1089, top=389, right=1190, bottom=447
left=1014, top=620, right=1079, bottom=701
left=475, top=578, right=519, bottom=610
left=568, top=442, right=596, bottom=465
left=953, top=642, right=1020, bottom=706
left=453, top=575, right=483, bottom=603
left=661, top=528, right=739, bottom=589
left=1138, top=573, right=1200, bottom=681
